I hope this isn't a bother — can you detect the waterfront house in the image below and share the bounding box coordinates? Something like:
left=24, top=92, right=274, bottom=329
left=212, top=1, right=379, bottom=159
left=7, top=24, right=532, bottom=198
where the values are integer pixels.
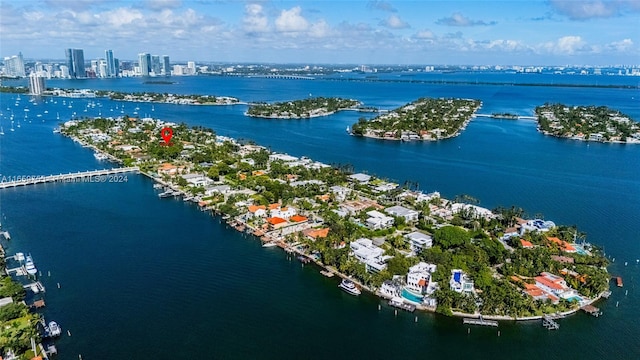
left=520, top=239, right=534, bottom=248
left=404, top=231, right=433, bottom=253
left=385, top=205, right=420, bottom=223
left=302, top=227, right=329, bottom=241
left=204, top=185, right=231, bottom=197
left=547, top=236, right=577, bottom=253
left=406, top=262, right=438, bottom=295
left=266, top=217, right=288, bottom=230
left=181, top=174, right=212, bottom=187
left=270, top=206, right=297, bottom=220
left=365, top=210, right=395, bottom=230
left=519, top=219, right=556, bottom=235
left=450, top=269, right=475, bottom=294
left=380, top=280, right=401, bottom=298
left=349, top=173, right=372, bottom=184
left=534, top=272, right=579, bottom=300
left=157, top=162, right=186, bottom=176
left=247, top=205, right=267, bottom=218
left=350, top=238, right=389, bottom=273
left=269, top=153, right=298, bottom=162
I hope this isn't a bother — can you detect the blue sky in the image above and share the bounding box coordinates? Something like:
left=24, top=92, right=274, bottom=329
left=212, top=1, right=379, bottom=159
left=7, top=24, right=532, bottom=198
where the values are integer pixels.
left=1, top=0, right=638, bottom=65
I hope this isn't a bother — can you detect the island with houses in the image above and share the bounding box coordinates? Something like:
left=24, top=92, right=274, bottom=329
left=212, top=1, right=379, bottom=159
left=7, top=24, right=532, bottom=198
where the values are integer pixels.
left=246, top=97, right=361, bottom=119
left=536, top=103, right=640, bottom=143
left=59, top=114, right=612, bottom=321
left=350, top=97, right=482, bottom=141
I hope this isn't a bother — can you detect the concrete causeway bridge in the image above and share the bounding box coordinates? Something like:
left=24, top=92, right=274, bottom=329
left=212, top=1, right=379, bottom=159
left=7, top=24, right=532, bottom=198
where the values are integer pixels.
left=0, top=167, right=139, bottom=189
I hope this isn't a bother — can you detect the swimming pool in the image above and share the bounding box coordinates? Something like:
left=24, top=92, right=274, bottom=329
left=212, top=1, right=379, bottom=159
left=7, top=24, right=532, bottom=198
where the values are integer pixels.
left=401, top=288, right=424, bottom=304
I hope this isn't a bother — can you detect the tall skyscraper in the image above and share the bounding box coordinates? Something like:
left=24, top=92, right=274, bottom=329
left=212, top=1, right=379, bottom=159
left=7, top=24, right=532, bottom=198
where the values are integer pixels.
left=113, top=58, right=120, bottom=77
left=151, top=55, right=161, bottom=75
left=138, top=53, right=151, bottom=76
left=28, top=73, right=46, bottom=95
left=162, top=55, right=170, bottom=76
left=3, top=52, right=26, bottom=77
left=65, top=48, right=86, bottom=78
left=105, top=49, right=116, bottom=77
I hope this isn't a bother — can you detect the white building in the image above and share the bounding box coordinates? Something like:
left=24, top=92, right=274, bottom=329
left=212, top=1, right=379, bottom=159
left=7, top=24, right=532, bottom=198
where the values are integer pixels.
left=350, top=238, right=389, bottom=273
left=404, top=231, right=433, bottom=253
left=385, top=205, right=420, bottom=222
left=329, top=185, right=351, bottom=202
left=406, top=262, right=438, bottom=295
left=270, top=206, right=297, bottom=220
left=519, top=219, right=556, bottom=235
left=349, top=173, right=372, bottom=183
left=450, top=269, right=475, bottom=294
left=181, top=174, right=212, bottom=187
left=28, top=73, right=45, bottom=95
left=365, top=210, right=395, bottom=230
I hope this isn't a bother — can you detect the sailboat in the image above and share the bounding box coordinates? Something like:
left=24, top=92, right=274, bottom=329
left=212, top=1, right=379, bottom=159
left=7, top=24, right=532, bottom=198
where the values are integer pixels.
left=10, top=122, right=15, bottom=132
left=0, top=127, right=4, bottom=135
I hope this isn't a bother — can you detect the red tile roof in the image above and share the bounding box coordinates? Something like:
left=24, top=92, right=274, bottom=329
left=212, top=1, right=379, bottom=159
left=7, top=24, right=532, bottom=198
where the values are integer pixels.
left=267, top=217, right=287, bottom=225
left=535, top=275, right=565, bottom=291
left=520, top=239, right=533, bottom=248
left=290, top=215, right=308, bottom=222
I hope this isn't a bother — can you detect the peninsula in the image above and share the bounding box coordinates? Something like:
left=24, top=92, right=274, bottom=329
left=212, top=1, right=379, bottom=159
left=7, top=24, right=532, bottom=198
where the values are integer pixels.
left=536, top=103, right=640, bottom=143
left=60, top=115, right=611, bottom=320
left=246, top=97, right=361, bottom=119
left=350, top=97, right=481, bottom=141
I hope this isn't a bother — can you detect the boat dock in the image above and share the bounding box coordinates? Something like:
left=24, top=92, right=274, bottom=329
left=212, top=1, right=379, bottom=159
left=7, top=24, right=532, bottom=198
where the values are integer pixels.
left=542, top=315, right=560, bottom=330
left=581, top=305, right=602, bottom=317
left=389, top=298, right=416, bottom=313
left=24, top=281, right=46, bottom=293
left=463, top=316, right=498, bottom=327
left=0, top=167, right=139, bottom=189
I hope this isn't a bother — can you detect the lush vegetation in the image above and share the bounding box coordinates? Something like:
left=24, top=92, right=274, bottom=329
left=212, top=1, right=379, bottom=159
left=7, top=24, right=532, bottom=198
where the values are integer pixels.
left=351, top=97, right=481, bottom=140
left=536, top=103, right=639, bottom=142
left=93, top=90, right=239, bottom=105
left=0, top=86, right=29, bottom=94
left=247, top=97, right=360, bottom=118
left=0, top=274, right=41, bottom=356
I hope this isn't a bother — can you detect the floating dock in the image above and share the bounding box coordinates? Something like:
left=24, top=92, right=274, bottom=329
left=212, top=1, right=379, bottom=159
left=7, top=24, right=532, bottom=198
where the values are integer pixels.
left=542, top=315, right=560, bottom=330
left=389, top=298, right=416, bottom=313
left=463, top=316, right=498, bottom=327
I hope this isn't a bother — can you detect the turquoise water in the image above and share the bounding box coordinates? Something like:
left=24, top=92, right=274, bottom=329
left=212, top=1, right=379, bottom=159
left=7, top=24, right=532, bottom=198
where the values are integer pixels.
left=0, top=74, right=639, bottom=359
left=401, top=288, right=424, bottom=303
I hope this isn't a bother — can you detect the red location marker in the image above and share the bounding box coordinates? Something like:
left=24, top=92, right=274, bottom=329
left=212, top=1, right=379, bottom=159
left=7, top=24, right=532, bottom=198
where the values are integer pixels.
left=160, top=127, right=173, bottom=145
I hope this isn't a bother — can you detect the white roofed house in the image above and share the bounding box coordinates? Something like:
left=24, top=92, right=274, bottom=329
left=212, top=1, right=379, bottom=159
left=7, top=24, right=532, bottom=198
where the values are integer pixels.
left=385, top=205, right=420, bottom=223
left=406, top=262, right=438, bottom=296
left=181, top=173, right=212, bottom=187
left=365, top=210, right=395, bottom=230
left=404, top=231, right=433, bottom=254
left=329, top=185, right=351, bottom=202
left=450, top=269, right=475, bottom=294
left=203, top=185, right=231, bottom=197
left=349, top=173, right=372, bottom=184
left=349, top=238, right=390, bottom=273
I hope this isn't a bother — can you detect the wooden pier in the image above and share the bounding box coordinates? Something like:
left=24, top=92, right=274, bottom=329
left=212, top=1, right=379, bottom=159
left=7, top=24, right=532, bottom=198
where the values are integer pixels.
left=463, top=315, right=498, bottom=327
left=542, top=315, right=560, bottom=330
left=0, top=167, right=139, bottom=189
left=389, top=298, right=416, bottom=313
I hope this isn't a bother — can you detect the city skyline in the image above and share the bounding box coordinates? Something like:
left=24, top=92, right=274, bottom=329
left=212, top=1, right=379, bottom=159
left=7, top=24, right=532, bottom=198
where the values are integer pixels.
left=0, top=1, right=639, bottom=65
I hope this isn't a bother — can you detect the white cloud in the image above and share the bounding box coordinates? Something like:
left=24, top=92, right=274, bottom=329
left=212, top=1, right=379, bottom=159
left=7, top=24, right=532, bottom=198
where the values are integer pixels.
left=539, top=35, right=591, bottom=55
left=101, top=8, right=144, bottom=27
left=549, top=0, right=640, bottom=20
left=436, top=13, right=496, bottom=27
left=413, top=29, right=435, bottom=39
left=275, top=6, right=309, bottom=33
left=243, top=4, right=269, bottom=34
left=146, top=0, right=182, bottom=11
left=309, top=19, right=331, bottom=38
left=367, top=1, right=397, bottom=13
left=607, top=38, right=633, bottom=51
left=380, top=14, right=409, bottom=29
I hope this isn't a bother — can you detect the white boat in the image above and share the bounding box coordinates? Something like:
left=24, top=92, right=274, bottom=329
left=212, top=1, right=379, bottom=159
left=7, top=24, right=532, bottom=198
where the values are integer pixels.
left=338, top=279, right=361, bottom=296
left=94, top=153, right=108, bottom=160
left=25, top=255, right=38, bottom=275
left=46, top=321, right=62, bottom=337
left=0, top=127, right=4, bottom=135
left=15, top=252, right=25, bottom=262
left=262, top=242, right=278, bottom=248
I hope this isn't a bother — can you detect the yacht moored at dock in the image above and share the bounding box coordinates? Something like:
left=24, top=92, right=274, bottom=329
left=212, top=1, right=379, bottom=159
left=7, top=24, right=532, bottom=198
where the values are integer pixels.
left=338, top=279, right=361, bottom=296
left=25, top=255, right=38, bottom=276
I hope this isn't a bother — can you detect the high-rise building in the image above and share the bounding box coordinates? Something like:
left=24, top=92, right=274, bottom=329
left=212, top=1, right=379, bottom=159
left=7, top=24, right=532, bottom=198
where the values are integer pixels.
left=151, top=55, right=161, bottom=75
left=65, top=48, right=86, bottom=78
left=3, top=52, right=26, bottom=77
left=99, top=60, right=108, bottom=78
left=105, top=49, right=116, bottom=77
left=113, top=58, right=120, bottom=77
left=28, top=73, right=46, bottom=95
left=162, top=55, right=170, bottom=76
left=138, top=53, right=151, bottom=76
left=59, top=65, right=70, bottom=78
left=187, top=61, right=196, bottom=75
